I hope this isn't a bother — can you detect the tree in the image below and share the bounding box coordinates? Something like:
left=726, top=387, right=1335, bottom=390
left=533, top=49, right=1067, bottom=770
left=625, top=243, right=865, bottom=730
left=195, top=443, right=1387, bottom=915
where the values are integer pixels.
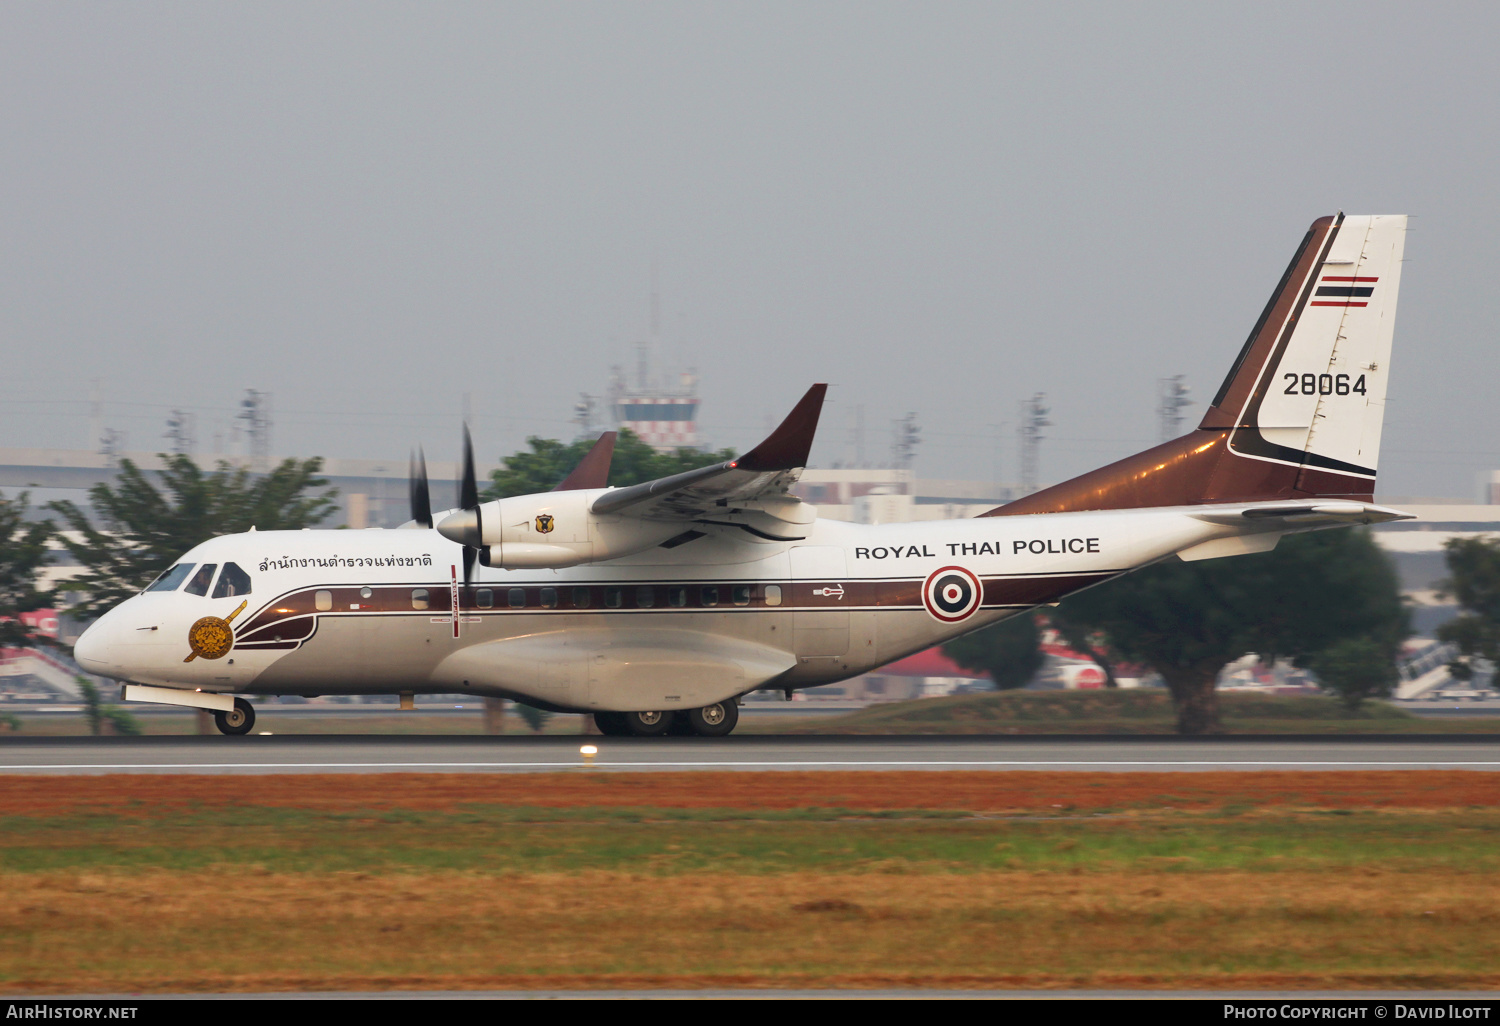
left=1055, top=529, right=1407, bottom=734
left=49, top=455, right=339, bottom=617
left=485, top=429, right=737, bottom=499
left=0, top=491, right=54, bottom=650
left=942, top=611, right=1044, bottom=690
left=76, top=677, right=142, bottom=736
left=1047, top=606, right=1120, bottom=688
left=1437, top=536, right=1500, bottom=683
left=515, top=702, right=552, bottom=733
left=1310, top=636, right=1400, bottom=711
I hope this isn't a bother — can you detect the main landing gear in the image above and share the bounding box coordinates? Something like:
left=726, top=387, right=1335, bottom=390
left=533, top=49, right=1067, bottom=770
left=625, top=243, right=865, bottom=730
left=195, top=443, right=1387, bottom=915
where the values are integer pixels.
left=594, top=701, right=739, bottom=738
left=214, top=697, right=256, bottom=736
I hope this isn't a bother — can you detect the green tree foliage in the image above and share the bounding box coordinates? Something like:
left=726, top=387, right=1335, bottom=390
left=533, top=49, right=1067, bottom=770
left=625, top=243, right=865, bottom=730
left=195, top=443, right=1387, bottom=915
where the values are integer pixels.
left=942, top=611, right=1044, bottom=690
left=1047, top=605, right=1119, bottom=688
left=0, top=712, right=20, bottom=733
left=1437, top=536, right=1500, bottom=683
left=49, top=456, right=339, bottom=617
left=485, top=430, right=737, bottom=499
left=76, top=677, right=142, bottom=736
left=0, top=491, right=55, bottom=650
left=1055, top=529, right=1407, bottom=734
left=515, top=702, right=552, bottom=733
left=1310, top=636, right=1400, bottom=711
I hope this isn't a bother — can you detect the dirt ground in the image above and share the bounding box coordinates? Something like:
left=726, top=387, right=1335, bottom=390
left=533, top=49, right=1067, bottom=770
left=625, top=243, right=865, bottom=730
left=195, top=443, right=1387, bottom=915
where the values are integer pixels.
left=6, top=869, right=1500, bottom=993
left=2, top=769, right=1495, bottom=815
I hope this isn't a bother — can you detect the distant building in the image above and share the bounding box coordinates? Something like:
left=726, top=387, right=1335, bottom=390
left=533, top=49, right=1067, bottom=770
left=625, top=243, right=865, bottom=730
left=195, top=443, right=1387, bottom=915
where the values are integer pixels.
left=608, top=366, right=700, bottom=451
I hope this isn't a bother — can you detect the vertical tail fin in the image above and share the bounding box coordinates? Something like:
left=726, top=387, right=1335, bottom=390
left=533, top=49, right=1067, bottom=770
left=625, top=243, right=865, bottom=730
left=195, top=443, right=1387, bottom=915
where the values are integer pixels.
left=986, top=213, right=1407, bottom=517
left=1202, top=212, right=1406, bottom=489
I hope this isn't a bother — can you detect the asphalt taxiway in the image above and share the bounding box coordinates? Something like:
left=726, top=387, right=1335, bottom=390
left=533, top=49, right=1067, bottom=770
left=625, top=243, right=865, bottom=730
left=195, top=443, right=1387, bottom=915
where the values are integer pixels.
left=1, top=734, right=1498, bottom=774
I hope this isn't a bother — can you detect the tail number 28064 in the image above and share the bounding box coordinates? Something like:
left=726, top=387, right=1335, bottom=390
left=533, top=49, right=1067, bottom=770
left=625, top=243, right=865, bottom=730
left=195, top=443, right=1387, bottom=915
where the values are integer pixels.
left=1284, top=372, right=1367, bottom=397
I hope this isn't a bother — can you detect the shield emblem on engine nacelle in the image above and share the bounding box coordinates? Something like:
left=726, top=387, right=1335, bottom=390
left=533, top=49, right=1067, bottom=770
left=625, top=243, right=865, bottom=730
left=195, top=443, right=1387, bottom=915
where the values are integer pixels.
left=535, top=514, right=555, bottom=534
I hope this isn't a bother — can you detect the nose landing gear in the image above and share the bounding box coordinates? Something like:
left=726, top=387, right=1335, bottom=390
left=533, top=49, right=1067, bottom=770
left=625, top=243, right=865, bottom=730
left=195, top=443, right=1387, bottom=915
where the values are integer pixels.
left=213, top=697, right=256, bottom=736
left=592, top=701, right=740, bottom=738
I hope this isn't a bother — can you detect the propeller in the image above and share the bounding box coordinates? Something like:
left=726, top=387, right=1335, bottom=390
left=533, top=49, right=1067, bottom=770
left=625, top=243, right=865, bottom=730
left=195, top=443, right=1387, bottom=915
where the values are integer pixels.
left=456, top=425, right=481, bottom=587
left=408, top=448, right=433, bottom=529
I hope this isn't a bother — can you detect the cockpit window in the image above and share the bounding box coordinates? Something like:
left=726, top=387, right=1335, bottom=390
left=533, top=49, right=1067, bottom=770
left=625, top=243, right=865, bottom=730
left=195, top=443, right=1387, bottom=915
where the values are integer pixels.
left=145, top=564, right=195, bottom=593
left=183, top=564, right=218, bottom=597
left=212, top=562, right=253, bottom=598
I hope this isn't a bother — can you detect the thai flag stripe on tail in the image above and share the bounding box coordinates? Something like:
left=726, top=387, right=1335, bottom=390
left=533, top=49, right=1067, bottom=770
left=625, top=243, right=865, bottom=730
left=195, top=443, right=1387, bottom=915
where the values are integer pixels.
left=1311, top=275, right=1378, bottom=307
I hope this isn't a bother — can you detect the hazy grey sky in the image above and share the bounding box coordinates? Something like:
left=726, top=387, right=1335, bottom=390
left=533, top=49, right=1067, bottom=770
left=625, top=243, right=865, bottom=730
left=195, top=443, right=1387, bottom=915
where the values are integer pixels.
left=2, top=3, right=1497, bottom=497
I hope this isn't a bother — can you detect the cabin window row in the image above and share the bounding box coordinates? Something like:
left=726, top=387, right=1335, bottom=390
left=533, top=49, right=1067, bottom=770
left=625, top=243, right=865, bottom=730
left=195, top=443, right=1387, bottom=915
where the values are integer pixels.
left=407, top=583, right=778, bottom=611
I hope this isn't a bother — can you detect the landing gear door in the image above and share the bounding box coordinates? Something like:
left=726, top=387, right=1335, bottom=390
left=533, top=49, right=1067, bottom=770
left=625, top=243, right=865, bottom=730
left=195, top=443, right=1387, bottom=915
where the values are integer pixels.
left=790, top=545, right=849, bottom=657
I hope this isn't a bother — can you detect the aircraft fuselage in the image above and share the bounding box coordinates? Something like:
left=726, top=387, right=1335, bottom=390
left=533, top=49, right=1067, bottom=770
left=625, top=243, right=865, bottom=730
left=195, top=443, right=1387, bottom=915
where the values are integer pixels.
left=75, top=503, right=1275, bottom=713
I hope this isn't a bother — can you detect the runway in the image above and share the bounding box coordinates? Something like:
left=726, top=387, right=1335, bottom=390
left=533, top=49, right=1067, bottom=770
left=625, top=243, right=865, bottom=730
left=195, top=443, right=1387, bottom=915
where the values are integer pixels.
left=2, top=735, right=1499, bottom=774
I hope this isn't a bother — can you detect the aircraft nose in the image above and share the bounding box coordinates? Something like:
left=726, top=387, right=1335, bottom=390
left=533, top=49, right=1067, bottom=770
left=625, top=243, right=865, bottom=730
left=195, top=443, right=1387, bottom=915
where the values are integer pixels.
left=73, top=613, right=124, bottom=676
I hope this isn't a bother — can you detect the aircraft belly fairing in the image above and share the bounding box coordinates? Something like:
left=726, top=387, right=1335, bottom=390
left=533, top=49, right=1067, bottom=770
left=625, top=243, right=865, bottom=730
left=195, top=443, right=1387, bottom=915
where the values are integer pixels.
left=430, top=628, right=798, bottom=711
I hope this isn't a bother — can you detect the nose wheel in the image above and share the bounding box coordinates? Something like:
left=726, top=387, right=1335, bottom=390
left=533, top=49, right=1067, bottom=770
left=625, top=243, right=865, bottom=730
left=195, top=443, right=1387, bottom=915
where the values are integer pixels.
left=213, top=698, right=256, bottom=736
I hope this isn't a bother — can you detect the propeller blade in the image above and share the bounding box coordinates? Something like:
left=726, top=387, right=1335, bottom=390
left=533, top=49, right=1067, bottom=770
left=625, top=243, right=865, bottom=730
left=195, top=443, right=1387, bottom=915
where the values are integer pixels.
left=463, top=544, right=477, bottom=588
left=409, top=448, right=433, bottom=528
left=459, top=424, right=479, bottom=512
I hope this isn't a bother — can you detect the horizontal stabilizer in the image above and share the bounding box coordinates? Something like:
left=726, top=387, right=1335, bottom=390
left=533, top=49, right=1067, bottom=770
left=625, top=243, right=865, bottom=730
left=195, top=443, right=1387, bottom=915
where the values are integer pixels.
left=1189, top=501, right=1412, bottom=527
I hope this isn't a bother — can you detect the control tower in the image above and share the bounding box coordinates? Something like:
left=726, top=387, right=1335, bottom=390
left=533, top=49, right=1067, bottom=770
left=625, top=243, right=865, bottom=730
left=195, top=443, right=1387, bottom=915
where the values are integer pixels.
left=608, top=361, right=699, bottom=452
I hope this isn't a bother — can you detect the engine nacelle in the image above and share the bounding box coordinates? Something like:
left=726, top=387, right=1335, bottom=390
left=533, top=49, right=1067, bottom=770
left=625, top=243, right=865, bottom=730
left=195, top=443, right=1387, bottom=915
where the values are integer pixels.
left=438, top=489, right=683, bottom=569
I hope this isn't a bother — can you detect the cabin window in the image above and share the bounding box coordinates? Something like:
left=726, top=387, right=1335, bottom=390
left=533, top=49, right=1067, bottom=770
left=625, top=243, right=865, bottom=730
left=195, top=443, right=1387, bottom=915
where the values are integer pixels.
left=212, top=562, right=252, bottom=598
left=314, top=590, right=333, bottom=612
left=635, top=586, right=655, bottom=608
left=183, top=563, right=217, bottom=597
left=475, top=588, right=494, bottom=609
left=700, top=585, right=719, bottom=607
left=732, top=585, right=751, bottom=606
left=540, top=587, right=558, bottom=609
left=765, top=585, right=782, bottom=606
left=668, top=586, right=687, bottom=608
left=573, top=587, right=592, bottom=608
left=411, top=589, right=430, bottom=610
left=359, top=586, right=373, bottom=599
left=145, top=564, right=195, bottom=593
left=604, top=587, right=623, bottom=608
left=508, top=588, right=526, bottom=608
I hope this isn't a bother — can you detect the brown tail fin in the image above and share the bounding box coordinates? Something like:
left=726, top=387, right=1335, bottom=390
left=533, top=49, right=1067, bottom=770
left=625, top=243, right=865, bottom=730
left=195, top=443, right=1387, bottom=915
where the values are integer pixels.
left=985, top=212, right=1405, bottom=517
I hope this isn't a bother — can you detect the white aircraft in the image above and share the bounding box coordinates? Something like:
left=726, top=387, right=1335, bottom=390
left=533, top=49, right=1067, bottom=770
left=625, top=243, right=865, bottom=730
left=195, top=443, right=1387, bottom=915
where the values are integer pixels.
left=75, top=213, right=1410, bottom=737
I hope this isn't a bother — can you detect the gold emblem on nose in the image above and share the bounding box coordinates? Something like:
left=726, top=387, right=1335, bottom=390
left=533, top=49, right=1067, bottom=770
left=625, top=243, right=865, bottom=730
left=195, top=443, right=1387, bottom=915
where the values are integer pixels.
left=535, top=514, right=555, bottom=534
left=184, top=600, right=247, bottom=662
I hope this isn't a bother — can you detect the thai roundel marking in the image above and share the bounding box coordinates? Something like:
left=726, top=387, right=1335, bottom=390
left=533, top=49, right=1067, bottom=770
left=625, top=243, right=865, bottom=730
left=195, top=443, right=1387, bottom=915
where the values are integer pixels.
left=922, top=565, right=983, bottom=623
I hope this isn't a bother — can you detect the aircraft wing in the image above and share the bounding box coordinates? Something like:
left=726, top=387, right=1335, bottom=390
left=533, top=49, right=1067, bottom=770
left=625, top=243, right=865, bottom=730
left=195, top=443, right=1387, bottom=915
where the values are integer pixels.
left=590, top=384, right=827, bottom=522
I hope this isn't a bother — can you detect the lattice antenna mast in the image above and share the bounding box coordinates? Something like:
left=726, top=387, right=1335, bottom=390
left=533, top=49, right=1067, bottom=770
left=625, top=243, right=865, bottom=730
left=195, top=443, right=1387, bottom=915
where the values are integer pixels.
left=1018, top=393, right=1050, bottom=494
left=890, top=412, right=921, bottom=469
left=238, top=390, right=272, bottom=467
left=99, top=428, right=126, bottom=469
left=164, top=410, right=196, bottom=456
left=573, top=394, right=598, bottom=439
left=1157, top=375, right=1193, bottom=443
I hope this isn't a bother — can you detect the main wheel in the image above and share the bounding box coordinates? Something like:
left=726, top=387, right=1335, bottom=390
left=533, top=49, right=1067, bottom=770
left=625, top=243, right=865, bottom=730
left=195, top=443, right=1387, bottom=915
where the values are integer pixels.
left=213, top=697, right=255, bottom=736
left=622, top=710, right=675, bottom=737
left=593, top=711, right=629, bottom=736
left=687, top=700, right=739, bottom=737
